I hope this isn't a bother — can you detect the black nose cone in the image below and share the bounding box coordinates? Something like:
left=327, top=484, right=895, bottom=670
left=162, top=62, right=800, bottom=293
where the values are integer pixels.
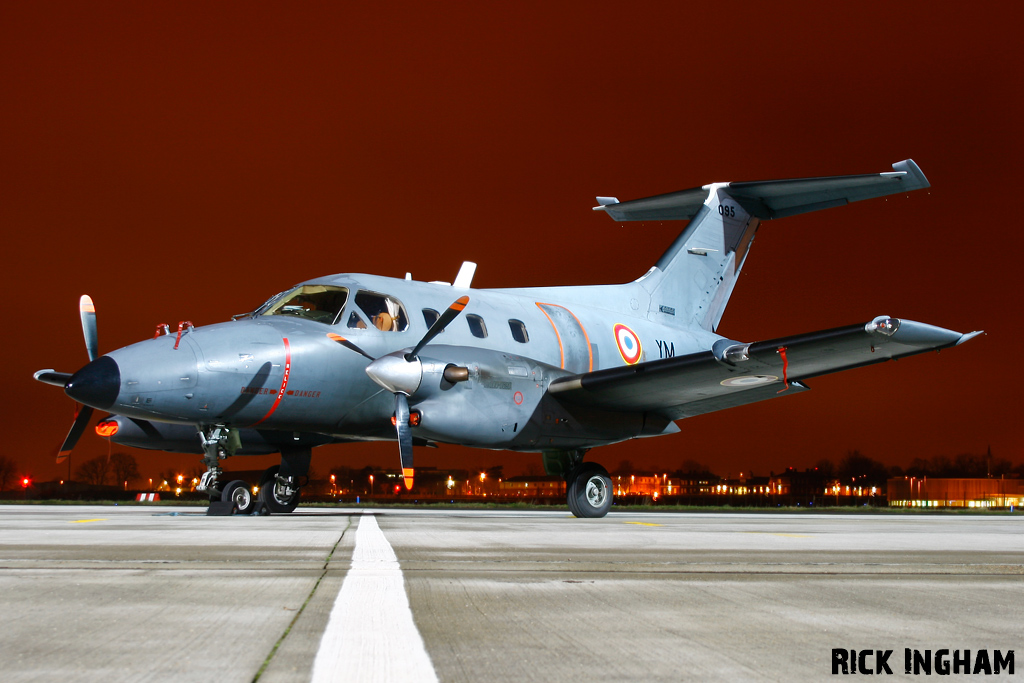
left=65, top=356, right=120, bottom=410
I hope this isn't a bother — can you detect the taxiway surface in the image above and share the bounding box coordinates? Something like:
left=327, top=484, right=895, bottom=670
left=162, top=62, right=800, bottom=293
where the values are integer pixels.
left=1, top=505, right=1021, bottom=682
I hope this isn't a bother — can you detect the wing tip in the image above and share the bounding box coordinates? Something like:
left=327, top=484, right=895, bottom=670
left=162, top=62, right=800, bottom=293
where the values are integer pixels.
left=956, top=330, right=985, bottom=346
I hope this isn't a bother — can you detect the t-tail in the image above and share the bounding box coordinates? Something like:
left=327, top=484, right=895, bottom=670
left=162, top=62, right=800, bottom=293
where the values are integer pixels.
left=594, top=160, right=930, bottom=332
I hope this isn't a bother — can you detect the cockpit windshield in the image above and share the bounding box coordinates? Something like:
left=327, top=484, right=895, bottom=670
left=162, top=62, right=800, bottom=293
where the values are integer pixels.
left=260, top=285, right=349, bottom=324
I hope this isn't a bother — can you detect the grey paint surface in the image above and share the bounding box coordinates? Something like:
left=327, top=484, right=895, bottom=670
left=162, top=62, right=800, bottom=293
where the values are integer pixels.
left=48, top=160, right=977, bottom=471
left=1, top=505, right=1021, bottom=682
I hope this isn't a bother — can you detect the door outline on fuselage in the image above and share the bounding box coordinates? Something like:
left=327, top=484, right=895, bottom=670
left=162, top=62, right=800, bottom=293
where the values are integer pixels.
left=536, top=303, right=593, bottom=374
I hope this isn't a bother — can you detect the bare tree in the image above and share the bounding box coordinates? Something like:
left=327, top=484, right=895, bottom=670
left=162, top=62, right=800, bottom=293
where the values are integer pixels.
left=0, top=455, right=17, bottom=491
left=76, top=455, right=110, bottom=486
left=109, top=453, right=140, bottom=487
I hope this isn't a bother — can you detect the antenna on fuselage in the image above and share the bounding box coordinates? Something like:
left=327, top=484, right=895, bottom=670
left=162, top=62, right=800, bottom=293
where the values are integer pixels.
left=453, top=261, right=476, bottom=289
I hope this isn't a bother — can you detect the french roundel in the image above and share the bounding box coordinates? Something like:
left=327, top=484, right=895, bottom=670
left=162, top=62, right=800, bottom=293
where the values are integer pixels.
left=613, top=324, right=643, bottom=365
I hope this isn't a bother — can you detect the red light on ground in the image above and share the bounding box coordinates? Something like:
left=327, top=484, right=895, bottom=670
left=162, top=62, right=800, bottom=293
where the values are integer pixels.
left=95, top=421, right=119, bottom=437
left=394, top=485, right=401, bottom=494
left=21, top=477, right=31, bottom=488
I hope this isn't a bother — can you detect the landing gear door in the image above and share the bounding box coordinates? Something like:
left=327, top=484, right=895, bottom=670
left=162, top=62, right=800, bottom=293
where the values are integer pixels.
left=536, top=303, right=593, bottom=374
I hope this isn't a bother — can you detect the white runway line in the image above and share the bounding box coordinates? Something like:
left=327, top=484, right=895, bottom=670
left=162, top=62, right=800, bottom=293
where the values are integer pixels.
left=311, top=514, right=439, bottom=683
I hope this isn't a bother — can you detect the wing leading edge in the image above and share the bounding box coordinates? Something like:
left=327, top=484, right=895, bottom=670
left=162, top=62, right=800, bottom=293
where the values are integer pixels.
left=547, top=317, right=981, bottom=421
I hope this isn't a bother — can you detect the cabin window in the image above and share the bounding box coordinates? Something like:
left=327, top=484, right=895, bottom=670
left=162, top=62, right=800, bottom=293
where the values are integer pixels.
left=466, top=314, right=488, bottom=339
left=354, top=290, right=409, bottom=332
left=261, top=285, right=349, bottom=325
left=508, top=319, right=529, bottom=343
left=422, top=309, right=440, bottom=329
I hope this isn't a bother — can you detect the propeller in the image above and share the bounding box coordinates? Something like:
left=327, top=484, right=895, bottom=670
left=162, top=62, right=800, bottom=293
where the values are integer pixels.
left=328, top=295, right=470, bottom=490
left=80, top=295, right=98, bottom=362
left=34, top=295, right=101, bottom=463
left=58, top=405, right=94, bottom=464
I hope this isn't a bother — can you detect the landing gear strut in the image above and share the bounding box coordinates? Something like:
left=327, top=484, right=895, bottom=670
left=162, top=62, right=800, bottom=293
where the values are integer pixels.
left=195, top=425, right=240, bottom=496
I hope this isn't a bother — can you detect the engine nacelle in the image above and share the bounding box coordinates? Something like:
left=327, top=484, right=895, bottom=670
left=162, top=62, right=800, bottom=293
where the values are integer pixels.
left=404, top=346, right=559, bottom=448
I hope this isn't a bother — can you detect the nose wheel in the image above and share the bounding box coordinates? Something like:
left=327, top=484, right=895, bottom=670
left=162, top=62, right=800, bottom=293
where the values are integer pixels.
left=257, top=465, right=301, bottom=514
left=221, top=480, right=256, bottom=515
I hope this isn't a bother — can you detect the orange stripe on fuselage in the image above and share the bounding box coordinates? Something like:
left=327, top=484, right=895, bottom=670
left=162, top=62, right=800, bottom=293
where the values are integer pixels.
left=535, top=304, right=565, bottom=369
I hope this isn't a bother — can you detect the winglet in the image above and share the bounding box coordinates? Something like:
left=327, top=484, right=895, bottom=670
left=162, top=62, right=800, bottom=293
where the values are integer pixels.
left=593, top=196, right=619, bottom=210
left=889, top=159, right=930, bottom=192
left=956, top=330, right=984, bottom=346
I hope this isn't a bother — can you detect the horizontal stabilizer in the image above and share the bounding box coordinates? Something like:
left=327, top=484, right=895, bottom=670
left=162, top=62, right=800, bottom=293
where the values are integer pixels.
left=547, top=316, right=979, bottom=420
left=594, top=159, right=929, bottom=222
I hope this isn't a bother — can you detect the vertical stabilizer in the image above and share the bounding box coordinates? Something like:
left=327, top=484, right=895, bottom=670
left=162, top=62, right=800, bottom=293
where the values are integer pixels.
left=641, top=185, right=759, bottom=332
left=593, top=160, right=931, bottom=332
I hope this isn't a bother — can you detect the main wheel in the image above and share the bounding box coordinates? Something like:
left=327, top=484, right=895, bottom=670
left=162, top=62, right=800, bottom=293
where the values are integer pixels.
left=221, top=480, right=255, bottom=515
left=258, top=465, right=301, bottom=514
left=567, top=463, right=613, bottom=518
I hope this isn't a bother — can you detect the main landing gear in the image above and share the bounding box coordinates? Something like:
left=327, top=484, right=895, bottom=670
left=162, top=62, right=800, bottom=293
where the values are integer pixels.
left=566, top=462, right=613, bottom=518
left=544, top=449, right=614, bottom=518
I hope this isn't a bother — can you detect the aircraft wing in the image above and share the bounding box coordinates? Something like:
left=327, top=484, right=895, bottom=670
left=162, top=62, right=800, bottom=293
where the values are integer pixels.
left=547, top=317, right=981, bottom=421
left=594, top=159, right=929, bottom=222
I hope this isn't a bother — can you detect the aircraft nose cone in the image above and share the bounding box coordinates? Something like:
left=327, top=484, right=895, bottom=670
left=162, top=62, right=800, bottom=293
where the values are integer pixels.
left=65, top=356, right=120, bottom=410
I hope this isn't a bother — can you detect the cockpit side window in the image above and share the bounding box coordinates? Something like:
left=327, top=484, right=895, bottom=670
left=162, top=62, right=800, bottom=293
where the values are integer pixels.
left=261, top=285, right=349, bottom=324
left=354, top=291, right=409, bottom=332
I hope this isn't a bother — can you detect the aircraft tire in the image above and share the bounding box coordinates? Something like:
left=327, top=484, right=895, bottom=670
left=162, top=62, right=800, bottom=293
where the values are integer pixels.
left=567, top=463, right=613, bottom=518
left=258, top=465, right=301, bottom=514
left=221, top=480, right=255, bottom=515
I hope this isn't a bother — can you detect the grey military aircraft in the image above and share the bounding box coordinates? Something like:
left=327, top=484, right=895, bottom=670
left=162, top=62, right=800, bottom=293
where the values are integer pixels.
left=34, top=159, right=980, bottom=517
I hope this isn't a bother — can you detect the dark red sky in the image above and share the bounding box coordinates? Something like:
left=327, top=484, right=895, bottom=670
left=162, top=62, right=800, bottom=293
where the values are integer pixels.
left=3, top=2, right=1020, bottom=482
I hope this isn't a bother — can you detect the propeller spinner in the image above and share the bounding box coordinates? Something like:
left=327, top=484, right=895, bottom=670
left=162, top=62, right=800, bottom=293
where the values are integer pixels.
left=328, top=295, right=470, bottom=490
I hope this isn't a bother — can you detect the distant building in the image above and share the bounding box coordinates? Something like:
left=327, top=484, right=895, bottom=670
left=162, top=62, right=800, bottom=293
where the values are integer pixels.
left=888, top=477, right=1024, bottom=508
left=499, top=476, right=565, bottom=497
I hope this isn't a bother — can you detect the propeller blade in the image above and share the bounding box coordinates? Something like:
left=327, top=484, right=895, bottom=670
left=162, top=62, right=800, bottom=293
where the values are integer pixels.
left=34, top=369, right=73, bottom=387
left=394, top=393, right=414, bottom=490
left=57, top=405, right=94, bottom=464
left=326, top=333, right=376, bottom=361
left=80, top=295, right=98, bottom=362
left=407, top=295, right=469, bottom=361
